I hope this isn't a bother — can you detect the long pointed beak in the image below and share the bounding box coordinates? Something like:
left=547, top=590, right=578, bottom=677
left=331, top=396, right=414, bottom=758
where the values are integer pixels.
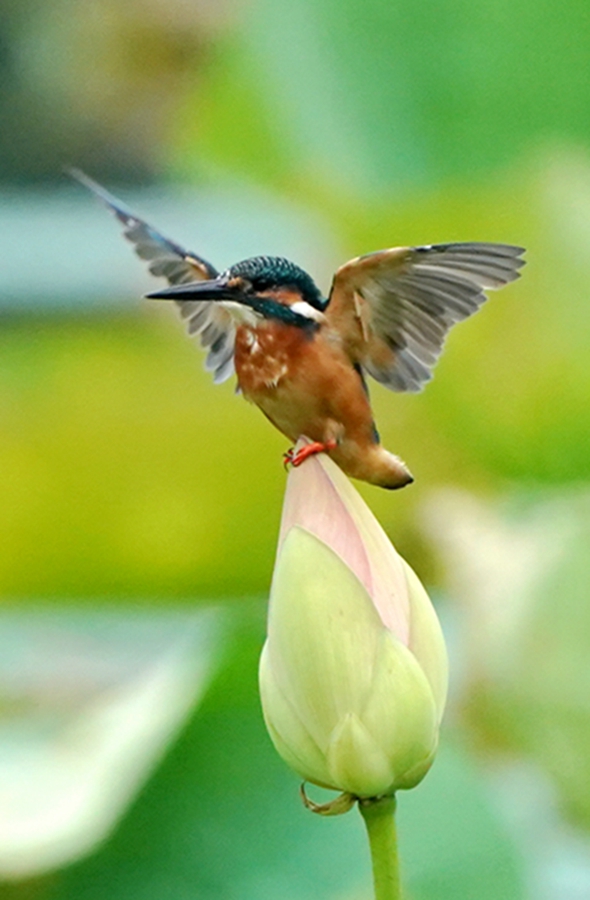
left=146, top=278, right=237, bottom=302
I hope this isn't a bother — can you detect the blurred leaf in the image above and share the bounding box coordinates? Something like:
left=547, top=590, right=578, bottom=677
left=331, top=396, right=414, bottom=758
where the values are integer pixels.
left=515, top=494, right=590, bottom=828
left=399, top=737, right=524, bottom=900
left=16, top=605, right=524, bottom=900
left=425, top=488, right=590, bottom=829
left=0, top=606, right=225, bottom=880
left=180, top=0, right=590, bottom=194
left=0, top=0, right=220, bottom=183
left=170, top=38, right=297, bottom=187
left=0, top=313, right=285, bottom=600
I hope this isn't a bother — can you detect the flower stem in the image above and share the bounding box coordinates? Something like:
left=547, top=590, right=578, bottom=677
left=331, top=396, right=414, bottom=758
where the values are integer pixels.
left=359, top=795, right=401, bottom=900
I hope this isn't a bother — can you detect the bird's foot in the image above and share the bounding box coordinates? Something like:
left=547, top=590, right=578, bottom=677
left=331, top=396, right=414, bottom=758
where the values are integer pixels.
left=283, top=439, right=337, bottom=469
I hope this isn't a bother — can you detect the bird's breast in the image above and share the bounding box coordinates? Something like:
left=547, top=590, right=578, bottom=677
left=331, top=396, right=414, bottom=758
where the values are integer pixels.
left=234, top=322, right=308, bottom=395
left=234, top=320, right=377, bottom=450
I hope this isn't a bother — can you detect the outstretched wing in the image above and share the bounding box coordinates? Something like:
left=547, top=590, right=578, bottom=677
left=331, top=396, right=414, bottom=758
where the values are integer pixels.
left=69, top=169, right=236, bottom=384
left=326, top=242, right=525, bottom=392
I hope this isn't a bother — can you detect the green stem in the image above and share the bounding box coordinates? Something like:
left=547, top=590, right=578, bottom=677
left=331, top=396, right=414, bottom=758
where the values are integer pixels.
left=359, top=795, right=401, bottom=900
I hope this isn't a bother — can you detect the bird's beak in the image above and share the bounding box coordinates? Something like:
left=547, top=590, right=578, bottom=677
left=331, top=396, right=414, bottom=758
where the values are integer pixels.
left=146, top=278, right=237, bottom=302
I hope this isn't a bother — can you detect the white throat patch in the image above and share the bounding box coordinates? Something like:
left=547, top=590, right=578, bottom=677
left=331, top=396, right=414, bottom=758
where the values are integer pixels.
left=289, top=301, right=326, bottom=323
left=220, top=300, right=261, bottom=327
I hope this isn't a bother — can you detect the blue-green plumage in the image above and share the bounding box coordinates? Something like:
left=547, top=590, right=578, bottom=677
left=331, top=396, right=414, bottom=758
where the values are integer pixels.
left=248, top=295, right=320, bottom=329
left=227, top=256, right=326, bottom=311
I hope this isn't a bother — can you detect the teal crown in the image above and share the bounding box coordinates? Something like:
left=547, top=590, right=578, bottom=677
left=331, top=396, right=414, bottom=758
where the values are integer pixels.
left=227, top=256, right=326, bottom=310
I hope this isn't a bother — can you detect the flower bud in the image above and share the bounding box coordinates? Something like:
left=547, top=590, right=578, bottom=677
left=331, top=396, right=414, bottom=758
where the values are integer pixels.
left=259, top=446, right=448, bottom=798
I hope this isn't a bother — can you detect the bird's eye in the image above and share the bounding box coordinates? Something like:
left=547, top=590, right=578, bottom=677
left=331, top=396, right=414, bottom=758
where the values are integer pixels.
left=247, top=278, right=275, bottom=295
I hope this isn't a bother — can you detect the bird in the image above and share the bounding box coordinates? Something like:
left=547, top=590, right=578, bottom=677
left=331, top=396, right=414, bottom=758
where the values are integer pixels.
left=70, top=169, right=525, bottom=489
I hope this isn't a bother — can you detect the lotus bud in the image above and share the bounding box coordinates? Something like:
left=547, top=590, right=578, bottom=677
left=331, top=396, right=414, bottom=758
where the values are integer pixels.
left=259, top=445, right=448, bottom=798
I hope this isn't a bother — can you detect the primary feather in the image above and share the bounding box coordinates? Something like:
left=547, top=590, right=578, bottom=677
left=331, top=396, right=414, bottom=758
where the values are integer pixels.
left=327, top=242, right=525, bottom=392
left=68, top=168, right=236, bottom=384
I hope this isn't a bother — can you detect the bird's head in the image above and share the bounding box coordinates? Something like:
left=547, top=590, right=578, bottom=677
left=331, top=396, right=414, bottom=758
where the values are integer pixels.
left=147, top=255, right=326, bottom=326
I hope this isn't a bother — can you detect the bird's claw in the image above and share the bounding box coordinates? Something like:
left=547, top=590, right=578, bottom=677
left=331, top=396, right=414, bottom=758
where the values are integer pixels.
left=283, top=440, right=337, bottom=469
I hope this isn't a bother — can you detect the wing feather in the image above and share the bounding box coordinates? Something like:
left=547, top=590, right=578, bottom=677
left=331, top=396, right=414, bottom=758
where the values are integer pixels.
left=69, top=168, right=236, bottom=384
left=327, top=242, right=525, bottom=392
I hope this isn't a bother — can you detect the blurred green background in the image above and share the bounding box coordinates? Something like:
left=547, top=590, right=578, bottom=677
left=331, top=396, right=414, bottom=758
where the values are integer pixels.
left=1, top=0, right=589, bottom=897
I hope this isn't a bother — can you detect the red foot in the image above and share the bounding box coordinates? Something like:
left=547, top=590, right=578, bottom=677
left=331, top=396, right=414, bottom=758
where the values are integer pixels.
left=283, top=440, right=337, bottom=469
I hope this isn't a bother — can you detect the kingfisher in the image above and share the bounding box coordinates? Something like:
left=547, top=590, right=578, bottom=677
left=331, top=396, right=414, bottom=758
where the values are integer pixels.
left=71, top=169, right=525, bottom=489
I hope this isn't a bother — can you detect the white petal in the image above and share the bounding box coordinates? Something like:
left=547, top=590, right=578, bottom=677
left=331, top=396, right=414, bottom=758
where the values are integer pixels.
left=360, top=631, right=439, bottom=790
left=266, top=528, right=384, bottom=748
left=259, top=644, right=333, bottom=788
left=326, top=713, right=394, bottom=797
left=403, top=561, right=449, bottom=721
left=280, top=451, right=410, bottom=643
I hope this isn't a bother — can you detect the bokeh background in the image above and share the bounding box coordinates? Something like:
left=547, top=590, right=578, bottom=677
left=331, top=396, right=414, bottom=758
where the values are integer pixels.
left=1, top=0, right=590, bottom=897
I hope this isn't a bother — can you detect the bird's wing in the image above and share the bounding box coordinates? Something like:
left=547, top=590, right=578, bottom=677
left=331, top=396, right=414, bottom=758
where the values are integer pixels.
left=325, top=242, right=525, bottom=392
left=69, top=168, right=236, bottom=384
